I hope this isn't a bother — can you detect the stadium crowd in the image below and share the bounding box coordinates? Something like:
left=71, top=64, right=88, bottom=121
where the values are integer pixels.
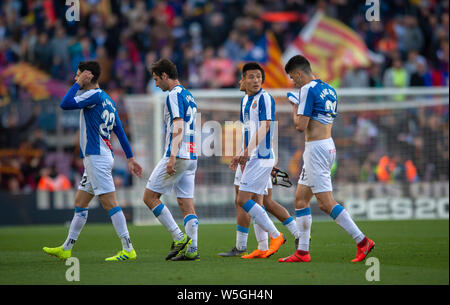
left=0, top=0, right=448, bottom=193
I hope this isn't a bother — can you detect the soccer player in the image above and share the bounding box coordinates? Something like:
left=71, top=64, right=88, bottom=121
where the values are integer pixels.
left=142, top=59, right=199, bottom=261
left=279, top=55, right=375, bottom=263
left=43, top=61, right=143, bottom=261
left=229, top=62, right=286, bottom=259
left=219, top=71, right=299, bottom=258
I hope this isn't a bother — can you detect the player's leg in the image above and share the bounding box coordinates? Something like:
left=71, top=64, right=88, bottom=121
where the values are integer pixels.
left=315, top=191, right=375, bottom=262
left=310, top=138, right=374, bottom=262
left=237, top=189, right=285, bottom=258
left=263, top=188, right=299, bottom=241
left=78, top=155, right=136, bottom=261
left=279, top=184, right=313, bottom=263
left=242, top=193, right=271, bottom=259
left=237, top=159, right=286, bottom=258
left=252, top=194, right=269, bottom=250
left=278, top=164, right=315, bottom=263
left=98, top=191, right=137, bottom=261
left=143, top=188, right=186, bottom=243
left=294, top=184, right=313, bottom=252
left=169, top=197, right=200, bottom=261
left=170, top=159, right=200, bottom=261
left=143, top=158, right=187, bottom=249
left=237, top=190, right=279, bottom=238
left=218, top=185, right=250, bottom=257
left=177, top=197, right=198, bottom=255
left=63, top=189, right=93, bottom=250
left=43, top=188, right=93, bottom=260
left=236, top=186, right=252, bottom=248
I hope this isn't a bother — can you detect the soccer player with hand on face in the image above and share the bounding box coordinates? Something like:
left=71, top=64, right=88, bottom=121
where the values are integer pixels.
left=43, top=61, right=143, bottom=262
left=279, top=55, right=375, bottom=263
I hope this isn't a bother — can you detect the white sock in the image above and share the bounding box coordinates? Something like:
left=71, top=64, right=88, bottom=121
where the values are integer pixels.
left=109, top=206, right=133, bottom=252
left=331, top=204, right=365, bottom=244
left=152, top=203, right=184, bottom=241
left=283, top=216, right=299, bottom=239
left=184, top=214, right=199, bottom=253
left=296, top=208, right=312, bottom=252
left=236, top=225, right=249, bottom=251
left=63, top=207, right=88, bottom=250
left=252, top=220, right=269, bottom=251
left=242, top=200, right=280, bottom=238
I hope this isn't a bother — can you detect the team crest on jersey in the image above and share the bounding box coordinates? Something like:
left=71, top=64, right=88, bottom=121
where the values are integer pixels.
left=252, top=101, right=257, bottom=109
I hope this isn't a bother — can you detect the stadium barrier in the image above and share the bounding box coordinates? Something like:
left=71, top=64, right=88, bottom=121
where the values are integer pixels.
left=0, top=180, right=447, bottom=226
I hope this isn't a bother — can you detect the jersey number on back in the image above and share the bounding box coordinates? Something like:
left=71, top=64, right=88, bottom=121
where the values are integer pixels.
left=325, top=100, right=337, bottom=118
left=185, top=106, right=196, bottom=135
left=100, top=109, right=115, bottom=138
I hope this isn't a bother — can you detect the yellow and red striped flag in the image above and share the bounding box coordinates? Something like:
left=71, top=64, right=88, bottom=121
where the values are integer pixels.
left=263, top=31, right=293, bottom=88
left=283, top=11, right=371, bottom=87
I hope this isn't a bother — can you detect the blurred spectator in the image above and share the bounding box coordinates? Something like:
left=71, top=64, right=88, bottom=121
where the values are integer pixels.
left=400, top=15, right=424, bottom=55
left=50, top=25, right=70, bottom=73
left=383, top=58, right=410, bottom=88
left=419, top=114, right=445, bottom=181
left=37, top=165, right=71, bottom=192
left=376, top=152, right=418, bottom=183
left=410, top=61, right=431, bottom=86
left=0, top=107, right=39, bottom=148
left=199, top=47, right=236, bottom=88
left=404, top=50, right=427, bottom=75
left=341, top=67, right=369, bottom=88
left=204, top=12, right=229, bottom=49
left=368, top=64, right=383, bottom=88
left=383, top=58, right=410, bottom=101
left=33, top=32, right=53, bottom=72
left=96, top=46, right=113, bottom=87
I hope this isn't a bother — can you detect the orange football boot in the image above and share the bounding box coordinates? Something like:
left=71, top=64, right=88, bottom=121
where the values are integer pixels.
left=260, top=233, right=286, bottom=258
left=241, top=249, right=269, bottom=259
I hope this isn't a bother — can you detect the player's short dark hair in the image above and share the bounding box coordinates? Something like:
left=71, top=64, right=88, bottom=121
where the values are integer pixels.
left=242, top=62, right=265, bottom=84
left=151, top=58, right=178, bottom=80
left=78, top=61, right=101, bottom=83
left=284, top=55, right=312, bottom=74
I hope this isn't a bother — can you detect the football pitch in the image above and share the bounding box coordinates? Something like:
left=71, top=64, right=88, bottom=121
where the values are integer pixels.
left=0, top=219, right=448, bottom=285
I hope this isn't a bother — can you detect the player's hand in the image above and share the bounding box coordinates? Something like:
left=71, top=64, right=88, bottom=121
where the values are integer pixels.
left=229, top=156, right=239, bottom=171
left=127, top=158, right=143, bottom=178
left=166, top=156, right=176, bottom=176
left=238, top=148, right=249, bottom=165
left=287, top=92, right=300, bottom=105
left=76, top=70, right=94, bottom=87
left=271, top=166, right=280, bottom=177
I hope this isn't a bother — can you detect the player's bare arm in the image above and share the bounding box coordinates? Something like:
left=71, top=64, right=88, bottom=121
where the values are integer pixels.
left=291, top=103, right=310, bottom=133
left=290, top=95, right=332, bottom=141
left=167, top=117, right=184, bottom=175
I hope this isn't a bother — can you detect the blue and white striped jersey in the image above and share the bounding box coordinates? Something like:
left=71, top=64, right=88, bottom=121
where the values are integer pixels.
left=60, top=83, right=133, bottom=159
left=240, top=88, right=275, bottom=159
left=164, top=85, right=197, bottom=160
left=297, top=79, right=338, bottom=125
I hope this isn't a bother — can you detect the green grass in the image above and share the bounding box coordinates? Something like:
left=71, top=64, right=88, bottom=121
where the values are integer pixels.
left=0, top=219, right=448, bottom=285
